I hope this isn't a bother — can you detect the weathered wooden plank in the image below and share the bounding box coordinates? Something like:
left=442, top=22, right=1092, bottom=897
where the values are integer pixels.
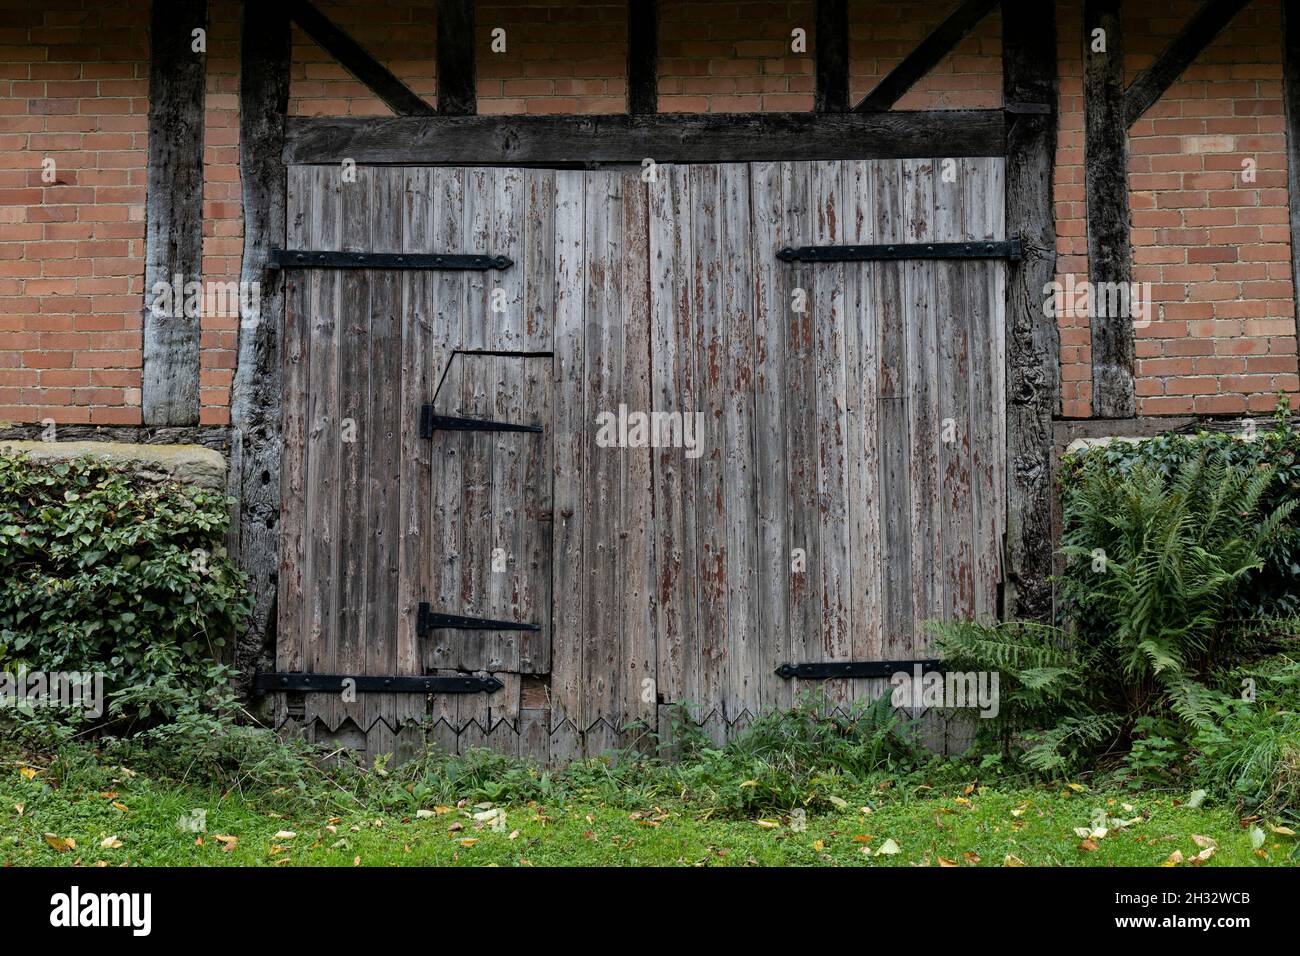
left=425, top=168, right=467, bottom=739
left=283, top=112, right=1008, bottom=165
left=289, top=0, right=434, bottom=116
left=1003, top=0, right=1060, bottom=623
left=583, top=170, right=623, bottom=754
left=854, top=0, right=1000, bottom=112
left=719, top=163, right=759, bottom=725
left=336, top=165, right=372, bottom=735
left=435, top=0, right=476, bottom=116
left=364, top=168, right=405, bottom=759
left=963, top=157, right=1005, bottom=621
left=276, top=165, right=311, bottom=688
left=933, top=159, right=975, bottom=624
left=303, top=165, right=342, bottom=730
left=517, top=351, right=553, bottom=675
left=902, top=158, right=942, bottom=647
left=619, top=170, right=656, bottom=751
left=749, top=161, right=793, bottom=714
left=396, top=167, right=436, bottom=743
left=627, top=0, right=658, bottom=115
left=783, top=162, right=822, bottom=702
left=814, top=0, right=849, bottom=113
left=521, top=170, right=557, bottom=352
left=842, top=160, right=884, bottom=705
left=231, top=1, right=290, bottom=686
left=142, top=0, right=207, bottom=426
left=872, top=159, right=912, bottom=660
left=1084, top=0, right=1136, bottom=418
left=647, top=163, right=697, bottom=712
left=1123, top=0, right=1252, bottom=127
left=810, top=160, right=851, bottom=707
left=690, top=164, right=730, bottom=727
left=549, top=170, right=586, bottom=738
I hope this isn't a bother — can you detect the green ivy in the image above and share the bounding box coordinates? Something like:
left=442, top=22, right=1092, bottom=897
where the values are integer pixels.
left=0, top=453, right=250, bottom=723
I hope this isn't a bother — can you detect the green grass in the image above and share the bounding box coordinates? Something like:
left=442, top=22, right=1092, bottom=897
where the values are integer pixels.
left=3, top=763, right=1296, bottom=867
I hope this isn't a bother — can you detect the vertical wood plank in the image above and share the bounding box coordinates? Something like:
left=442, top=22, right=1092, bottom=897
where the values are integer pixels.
left=749, top=161, right=793, bottom=715
left=549, top=170, right=587, bottom=760
left=304, top=164, right=342, bottom=733
left=364, top=167, right=404, bottom=759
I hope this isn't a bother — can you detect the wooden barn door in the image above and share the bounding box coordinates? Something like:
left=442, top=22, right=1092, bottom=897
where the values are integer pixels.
left=644, top=159, right=1007, bottom=745
left=275, top=159, right=1006, bottom=762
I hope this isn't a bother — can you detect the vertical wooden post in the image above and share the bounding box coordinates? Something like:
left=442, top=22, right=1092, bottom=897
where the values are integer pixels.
left=1084, top=0, right=1136, bottom=418
left=1002, top=0, right=1060, bottom=623
left=627, top=0, right=658, bottom=114
left=436, top=0, right=477, bottom=116
left=1284, top=0, right=1300, bottom=353
left=230, top=1, right=291, bottom=679
left=815, top=0, right=849, bottom=113
left=142, top=0, right=207, bottom=426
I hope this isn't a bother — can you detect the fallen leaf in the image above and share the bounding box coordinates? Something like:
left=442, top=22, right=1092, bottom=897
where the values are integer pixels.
left=44, top=834, right=75, bottom=852
left=458, top=838, right=478, bottom=847
left=1065, top=783, right=1086, bottom=793
left=1190, top=834, right=1217, bottom=850
left=963, top=851, right=981, bottom=864
left=875, top=838, right=901, bottom=856
left=415, top=809, right=436, bottom=819
left=1078, top=838, right=1099, bottom=852
left=827, top=796, right=848, bottom=809
left=754, top=820, right=780, bottom=829
left=1185, top=789, right=1207, bottom=809
left=111, top=802, right=129, bottom=813
left=1267, top=823, right=1297, bottom=837
left=213, top=835, right=238, bottom=852
left=18, top=767, right=38, bottom=781
left=99, top=836, right=123, bottom=849
left=937, top=856, right=959, bottom=867
left=1162, top=850, right=1184, bottom=866
left=1003, top=854, right=1025, bottom=867
left=1249, top=825, right=1266, bottom=850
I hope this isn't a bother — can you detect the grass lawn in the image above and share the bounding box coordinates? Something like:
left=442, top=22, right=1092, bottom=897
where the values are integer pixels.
left=3, top=764, right=1295, bottom=867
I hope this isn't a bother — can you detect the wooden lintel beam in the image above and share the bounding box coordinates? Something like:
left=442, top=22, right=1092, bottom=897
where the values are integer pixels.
left=1123, top=0, right=1253, bottom=127
left=815, top=0, right=849, bottom=113
left=627, top=0, right=658, bottom=114
left=1084, top=0, right=1137, bottom=417
left=1002, top=0, right=1060, bottom=624
left=854, top=0, right=999, bottom=113
left=289, top=0, right=434, bottom=116
left=436, top=0, right=476, bottom=116
left=283, top=110, right=1006, bottom=165
left=142, top=0, right=207, bottom=426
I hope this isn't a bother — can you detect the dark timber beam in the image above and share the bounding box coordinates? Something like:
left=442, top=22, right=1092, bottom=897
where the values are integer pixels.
left=142, top=0, right=207, bottom=426
left=436, top=0, right=476, bottom=115
left=1002, top=0, right=1059, bottom=624
left=854, top=0, right=999, bottom=112
left=289, top=0, right=434, bottom=116
left=627, top=0, right=658, bottom=114
left=1124, top=0, right=1253, bottom=127
left=1284, top=1, right=1300, bottom=355
left=231, top=1, right=292, bottom=687
left=814, top=0, right=849, bottom=113
left=283, top=110, right=1007, bottom=164
left=1084, top=0, right=1136, bottom=417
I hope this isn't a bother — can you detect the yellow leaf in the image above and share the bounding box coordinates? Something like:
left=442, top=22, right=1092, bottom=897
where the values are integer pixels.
left=44, top=834, right=75, bottom=852
left=1163, top=850, right=1184, bottom=866
left=111, top=801, right=128, bottom=813
left=99, top=836, right=123, bottom=849
left=937, top=856, right=959, bottom=867
left=19, top=767, right=38, bottom=781
left=1267, top=823, right=1297, bottom=837
left=753, top=820, right=779, bottom=829
left=852, top=834, right=873, bottom=843
left=213, top=835, right=239, bottom=852
left=953, top=797, right=971, bottom=806
left=875, top=838, right=901, bottom=856
left=458, top=838, right=478, bottom=847
left=1003, top=854, right=1025, bottom=867
left=353, top=855, right=361, bottom=866
left=1065, top=783, right=1086, bottom=793
left=812, top=839, right=825, bottom=852
left=963, top=851, right=981, bottom=863
left=273, top=830, right=297, bottom=841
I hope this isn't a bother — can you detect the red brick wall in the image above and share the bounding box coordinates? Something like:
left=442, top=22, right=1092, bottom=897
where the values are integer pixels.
left=2, top=0, right=1298, bottom=425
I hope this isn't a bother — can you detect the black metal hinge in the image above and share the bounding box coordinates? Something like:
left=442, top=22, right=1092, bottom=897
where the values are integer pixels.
left=269, top=250, right=513, bottom=271
left=420, top=404, right=544, bottom=439
left=777, top=240, right=1021, bottom=264
left=417, top=602, right=540, bottom=638
left=775, top=660, right=945, bottom=680
left=253, top=672, right=503, bottom=694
